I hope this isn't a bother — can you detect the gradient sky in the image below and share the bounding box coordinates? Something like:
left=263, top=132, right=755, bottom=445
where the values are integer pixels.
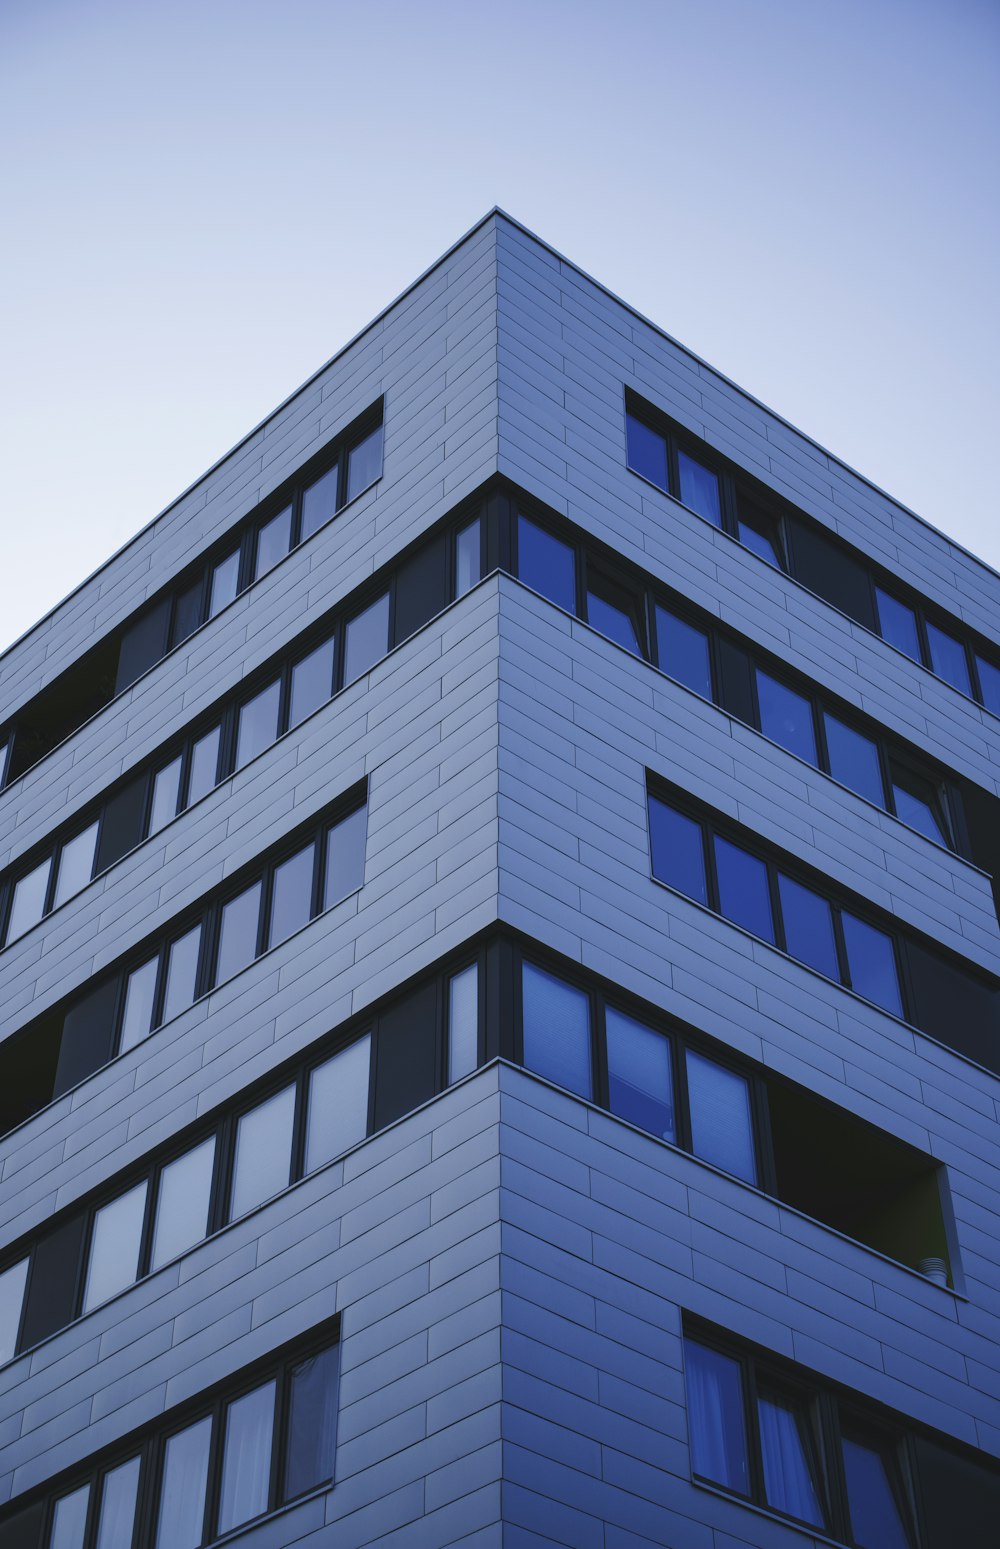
left=1, top=0, right=997, bottom=655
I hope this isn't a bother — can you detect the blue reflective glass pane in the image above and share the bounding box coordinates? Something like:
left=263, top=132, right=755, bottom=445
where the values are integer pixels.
left=587, top=591, right=640, bottom=654
left=876, top=589, right=921, bottom=662
left=84, top=1181, right=148, bottom=1312
left=218, top=1381, right=275, bottom=1533
left=625, top=414, right=667, bottom=490
left=346, top=424, right=383, bottom=503
left=151, top=1137, right=216, bottom=1271
left=606, top=1009, right=674, bottom=1141
left=157, top=1418, right=211, bottom=1549
left=289, top=637, right=335, bottom=729
left=714, top=836, right=774, bottom=943
left=843, top=1437, right=911, bottom=1549
left=230, top=1087, right=295, bottom=1218
left=756, top=672, right=817, bottom=764
left=842, top=913, right=903, bottom=1016
left=300, top=463, right=339, bottom=541
left=162, top=924, right=201, bottom=1022
left=0, top=1257, right=28, bottom=1365
left=777, top=874, right=839, bottom=980
left=648, top=798, right=707, bottom=904
left=517, top=516, right=576, bottom=612
left=216, top=882, right=262, bottom=984
left=739, top=521, right=781, bottom=568
left=824, top=715, right=884, bottom=806
left=678, top=450, right=722, bottom=525
left=96, top=1455, right=140, bottom=1549
left=186, top=726, right=220, bottom=806
left=521, top=962, right=592, bottom=1100
left=976, top=654, right=1000, bottom=714
left=255, top=505, right=292, bottom=579
left=236, top=680, right=280, bottom=769
left=455, top=519, right=481, bottom=597
left=655, top=606, right=712, bottom=699
left=325, top=806, right=367, bottom=906
left=269, top=845, right=314, bottom=948
left=686, top=1049, right=757, bottom=1184
left=892, top=784, right=945, bottom=846
left=758, top=1393, right=824, bottom=1527
left=209, top=550, right=240, bottom=617
left=51, top=1485, right=90, bottom=1549
left=926, top=622, right=971, bottom=695
left=285, top=1344, right=340, bottom=1498
left=149, top=755, right=183, bottom=834
left=7, top=856, right=51, bottom=943
left=685, top=1339, right=749, bottom=1492
left=344, top=594, right=389, bottom=683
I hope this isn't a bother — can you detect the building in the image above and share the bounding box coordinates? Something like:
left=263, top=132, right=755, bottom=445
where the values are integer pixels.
left=0, top=209, right=998, bottom=1548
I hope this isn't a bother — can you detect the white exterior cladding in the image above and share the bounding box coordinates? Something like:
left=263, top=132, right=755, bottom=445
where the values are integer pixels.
left=0, top=211, right=998, bottom=1546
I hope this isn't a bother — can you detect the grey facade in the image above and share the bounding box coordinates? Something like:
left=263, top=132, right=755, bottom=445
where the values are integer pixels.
left=0, top=211, right=998, bottom=1546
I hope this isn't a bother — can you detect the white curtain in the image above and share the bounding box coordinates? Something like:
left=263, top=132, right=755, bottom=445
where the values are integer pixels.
left=218, top=1381, right=275, bottom=1533
left=758, top=1395, right=823, bottom=1526
left=686, top=1341, right=748, bottom=1493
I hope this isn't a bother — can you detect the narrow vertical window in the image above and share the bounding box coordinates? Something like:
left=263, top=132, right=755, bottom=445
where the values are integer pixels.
left=149, top=755, right=183, bottom=834
left=186, top=725, right=221, bottom=807
left=521, top=962, right=592, bottom=1100
left=230, top=1087, right=295, bottom=1219
left=53, top=822, right=100, bottom=909
left=346, top=423, right=383, bottom=503
left=343, top=594, right=389, bottom=684
left=842, top=1433, right=912, bottom=1549
left=625, top=413, right=668, bottom=490
left=586, top=573, right=642, bottom=655
left=655, top=606, right=712, bottom=700
left=157, top=1417, right=211, bottom=1549
left=975, top=654, right=1000, bottom=715
left=217, top=1381, right=275, bottom=1533
left=648, top=797, right=708, bottom=905
left=83, top=1181, right=148, bottom=1313
left=150, top=1136, right=216, bottom=1272
left=299, top=464, right=340, bottom=542
left=714, top=836, right=774, bottom=943
left=455, top=518, right=481, bottom=597
left=842, top=913, right=903, bottom=1017
left=171, top=579, right=205, bottom=649
left=891, top=768, right=947, bottom=846
left=209, top=550, right=240, bottom=617
left=215, top=882, right=262, bottom=984
left=161, top=924, right=202, bottom=1023
left=95, top=1455, right=140, bottom=1549
left=325, top=806, right=367, bottom=907
left=875, top=589, right=921, bottom=662
left=447, top=963, right=479, bottom=1084
left=685, top=1339, right=749, bottom=1493
left=516, top=516, right=576, bottom=613
left=756, top=671, right=817, bottom=765
left=50, top=1485, right=90, bottom=1549
left=777, top=874, right=840, bottom=980
left=269, top=845, right=315, bottom=949
left=926, top=622, right=971, bottom=695
left=606, top=1008, right=675, bottom=1142
left=737, top=501, right=783, bottom=569
left=824, top=714, right=884, bottom=807
left=305, top=1035, right=371, bottom=1173
left=0, top=1257, right=29, bottom=1364
left=686, top=1050, right=756, bottom=1184
left=289, top=637, right=336, bottom=729
left=6, top=856, right=52, bottom=944
left=235, top=679, right=281, bottom=769
left=119, top=957, right=159, bottom=1052
left=757, top=1390, right=824, bottom=1527
left=677, top=450, right=722, bottom=526
left=255, top=505, right=292, bottom=580
left=284, top=1343, right=340, bottom=1498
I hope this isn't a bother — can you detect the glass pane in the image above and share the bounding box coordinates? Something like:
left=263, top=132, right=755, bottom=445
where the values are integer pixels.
left=926, top=622, right=971, bottom=695
left=756, top=672, right=817, bottom=765
left=53, top=823, right=99, bottom=908
left=285, top=1344, right=340, bottom=1499
left=686, top=1049, right=756, bottom=1184
left=892, top=781, right=946, bottom=846
left=758, top=1392, right=824, bottom=1527
left=824, top=714, right=884, bottom=807
left=255, top=505, right=292, bottom=579
left=517, top=516, right=576, bottom=613
left=300, top=463, right=339, bottom=541
left=606, top=1008, right=674, bottom=1141
left=325, top=806, right=367, bottom=906
left=151, top=1136, right=216, bottom=1271
left=648, top=797, right=707, bottom=904
left=714, top=836, right=774, bottom=943
left=119, top=957, right=159, bottom=1052
left=448, top=963, right=479, bottom=1084
left=269, top=844, right=314, bottom=948
left=51, top=1485, right=90, bottom=1549
left=289, top=637, right=335, bottom=729
left=161, top=924, right=202, bottom=1023
left=685, top=1338, right=749, bottom=1492
left=739, top=519, right=782, bottom=568
left=306, top=1035, right=371, bottom=1173
left=230, top=1086, right=295, bottom=1219
left=625, top=413, right=668, bottom=490
left=586, top=587, right=640, bottom=654
left=172, top=579, right=204, bottom=649
left=7, top=856, right=51, bottom=943
left=343, top=593, right=389, bottom=684
left=0, top=1256, right=29, bottom=1364
left=655, top=606, right=712, bottom=700
left=678, top=449, right=722, bottom=525
left=976, top=653, right=1000, bottom=715
left=778, top=874, right=839, bottom=980
left=346, top=423, right=383, bottom=502
left=455, top=519, right=481, bottom=597
left=218, top=1380, right=275, bottom=1533
left=842, top=913, right=903, bottom=1016
left=236, top=680, right=280, bottom=769
left=186, top=726, right=220, bottom=806
left=843, top=1436, right=911, bottom=1549
left=149, top=755, right=183, bottom=834
left=521, top=962, right=592, bottom=1100
left=96, top=1455, right=140, bottom=1549
left=209, top=550, right=240, bottom=617
left=216, top=882, right=262, bottom=984
left=83, top=1181, right=148, bottom=1312
left=157, top=1417, right=211, bottom=1549
left=876, top=589, right=921, bottom=662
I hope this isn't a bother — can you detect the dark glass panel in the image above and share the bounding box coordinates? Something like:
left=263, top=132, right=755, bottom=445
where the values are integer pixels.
left=116, top=596, right=171, bottom=693
left=53, top=978, right=120, bottom=1099
left=926, top=621, right=971, bottom=695
left=677, top=450, right=722, bottom=525
left=208, top=550, right=240, bottom=618
left=372, top=982, right=438, bottom=1130
left=976, top=653, right=1000, bottom=714
left=648, top=797, right=707, bottom=905
left=756, top=671, right=817, bottom=765
left=171, top=579, right=204, bottom=649
left=96, top=773, right=148, bottom=872
left=586, top=576, right=641, bottom=655
left=521, top=962, right=592, bottom=1100
left=824, top=714, right=884, bottom=807
left=299, top=464, right=339, bottom=542
left=686, top=1049, right=757, bottom=1184
left=393, top=532, right=449, bottom=644
left=284, top=1344, right=340, bottom=1499
left=777, top=874, right=839, bottom=980
left=346, top=424, right=383, bottom=503
left=255, top=505, right=292, bottom=579
left=757, top=1391, right=824, bottom=1527
left=516, top=516, right=576, bottom=613
left=875, top=589, right=921, bottom=662
left=655, top=606, right=712, bottom=700
left=19, top=1213, right=88, bottom=1349
left=625, top=413, right=668, bottom=490
left=842, top=1435, right=911, bottom=1549
left=216, top=882, right=262, bottom=984
left=714, top=836, right=774, bottom=942
left=606, top=1008, right=674, bottom=1141
left=842, top=913, right=903, bottom=1016
left=685, top=1339, right=749, bottom=1492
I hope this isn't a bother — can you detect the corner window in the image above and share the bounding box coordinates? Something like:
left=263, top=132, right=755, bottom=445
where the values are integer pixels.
left=521, top=962, right=592, bottom=1100
left=447, top=963, right=479, bottom=1084
left=677, top=449, right=722, bottom=526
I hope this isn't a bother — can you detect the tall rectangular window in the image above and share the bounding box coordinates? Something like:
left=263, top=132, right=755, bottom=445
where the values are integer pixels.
left=269, top=845, right=314, bottom=949
left=186, top=725, right=220, bottom=807
left=0, top=1257, right=28, bottom=1364
left=842, top=913, right=903, bottom=1017
left=230, top=1087, right=295, bottom=1219
left=209, top=550, right=240, bottom=618
left=875, top=589, right=920, bottom=662
left=216, top=882, right=262, bottom=985
left=586, top=573, right=642, bottom=655
left=648, top=797, right=707, bottom=905
left=685, top=1339, right=749, bottom=1493
left=757, top=1389, right=824, bottom=1527
left=976, top=654, right=1000, bottom=715
left=83, top=1181, right=148, bottom=1313
left=305, top=1036, right=371, bottom=1173
left=455, top=519, right=481, bottom=597
left=149, top=755, right=183, bottom=834
left=95, top=1456, right=140, bottom=1549
left=625, top=413, right=668, bottom=490
left=299, top=464, right=339, bottom=542
left=346, top=423, right=383, bottom=503
left=161, top=924, right=202, bottom=1023
left=777, top=873, right=839, bottom=980
left=285, top=1345, right=340, bottom=1498
left=824, top=714, right=884, bottom=807
left=714, top=836, right=774, bottom=943
left=218, top=1382, right=275, bottom=1533
left=289, top=637, right=335, bottom=729
left=678, top=449, right=722, bottom=525
left=150, top=1137, right=216, bottom=1272
left=686, top=1050, right=756, bottom=1184
left=655, top=606, right=712, bottom=700
left=325, top=806, right=367, bottom=906
left=447, top=964, right=479, bottom=1084
left=51, top=1485, right=90, bottom=1549
left=236, top=679, right=281, bottom=769
left=517, top=516, right=576, bottom=613
left=756, top=671, right=817, bottom=765
left=53, top=822, right=99, bottom=909
left=255, top=505, right=292, bottom=579
left=606, top=1008, right=674, bottom=1142
left=926, top=622, right=971, bottom=695
left=157, top=1417, right=211, bottom=1549
left=343, top=594, right=389, bottom=684
left=842, top=1431, right=913, bottom=1549
left=521, top=962, right=592, bottom=1100
left=7, top=856, right=51, bottom=944
left=119, top=957, right=159, bottom=1052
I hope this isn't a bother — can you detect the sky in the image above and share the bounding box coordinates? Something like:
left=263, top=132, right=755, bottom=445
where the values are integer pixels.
left=0, top=0, right=997, bottom=655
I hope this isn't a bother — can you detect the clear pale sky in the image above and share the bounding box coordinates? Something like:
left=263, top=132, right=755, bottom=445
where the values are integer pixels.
left=1, top=0, right=997, bottom=655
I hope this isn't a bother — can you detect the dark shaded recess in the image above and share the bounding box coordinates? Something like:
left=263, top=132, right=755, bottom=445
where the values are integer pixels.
left=913, top=1435, right=1000, bottom=1549
left=373, top=981, right=438, bottom=1129
left=0, top=1013, right=62, bottom=1137
left=171, top=576, right=205, bottom=649
left=0, top=1500, right=44, bottom=1549
left=19, top=1211, right=87, bottom=1349
left=768, top=1082, right=950, bottom=1277
left=52, top=977, right=119, bottom=1101
left=392, top=532, right=449, bottom=646
left=95, top=770, right=148, bottom=873
left=786, top=518, right=876, bottom=630
left=715, top=637, right=756, bottom=726
left=957, top=778, right=1000, bottom=918
left=5, top=634, right=121, bottom=785
left=904, top=941, right=1000, bottom=1074
left=115, top=594, right=171, bottom=693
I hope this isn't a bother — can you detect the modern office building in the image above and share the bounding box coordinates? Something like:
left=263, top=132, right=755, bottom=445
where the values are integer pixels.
left=0, top=210, right=998, bottom=1548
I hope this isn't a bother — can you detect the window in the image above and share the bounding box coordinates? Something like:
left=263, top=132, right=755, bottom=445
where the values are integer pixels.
left=346, top=422, right=383, bottom=503
left=157, top=1417, right=211, bottom=1548
left=758, top=1388, right=825, bottom=1527
left=455, top=518, right=481, bottom=597
left=891, top=766, right=948, bottom=847
left=161, top=924, right=202, bottom=1024
left=229, top=1087, right=295, bottom=1220
left=655, top=606, right=712, bottom=700
left=255, top=505, right=292, bottom=579
left=52, top=822, right=99, bottom=909
left=216, top=883, right=263, bottom=984
left=289, top=637, right=335, bottom=729
left=875, top=588, right=921, bottom=662
left=677, top=448, right=722, bottom=525
left=737, top=496, right=783, bottom=569
left=517, top=516, right=576, bottom=613
left=209, top=550, right=240, bottom=618
left=325, top=804, right=366, bottom=905
left=842, top=912, right=903, bottom=1017
left=777, top=873, right=839, bottom=980
left=842, top=1431, right=913, bottom=1549
left=269, top=844, right=315, bottom=949
left=625, top=411, right=668, bottom=489
left=186, top=725, right=220, bottom=806
left=976, top=653, right=1000, bottom=714
left=585, top=572, right=643, bottom=655
left=648, top=797, right=707, bottom=905
left=447, top=964, right=479, bottom=1084
left=94, top=1457, right=140, bottom=1549
left=218, top=1381, right=275, bottom=1532
left=685, top=1049, right=756, bottom=1184
left=83, top=1181, right=148, bottom=1313
left=685, top=1339, right=749, bottom=1493
left=299, top=463, right=340, bottom=542
left=606, top=1008, right=674, bottom=1141
left=343, top=593, right=389, bottom=684
left=926, top=622, right=971, bottom=696
left=149, top=755, right=183, bottom=834
left=285, top=1344, right=340, bottom=1499
left=714, top=836, right=774, bottom=943
left=150, top=1138, right=216, bottom=1272
left=0, top=1258, right=28, bottom=1365
left=6, top=858, right=51, bottom=944
left=305, top=1036, right=371, bottom=1174
left=824, top=713, right=884, bottom=807
left=51, top=1485, right=90, bottom=1548
left=235, top=680, right=281, bottom=769
left=756, top=670, right=817, bottom=765
left=119, top=957, right=158, bottom=1052
left=521, top=962, right=592, bottom=1100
